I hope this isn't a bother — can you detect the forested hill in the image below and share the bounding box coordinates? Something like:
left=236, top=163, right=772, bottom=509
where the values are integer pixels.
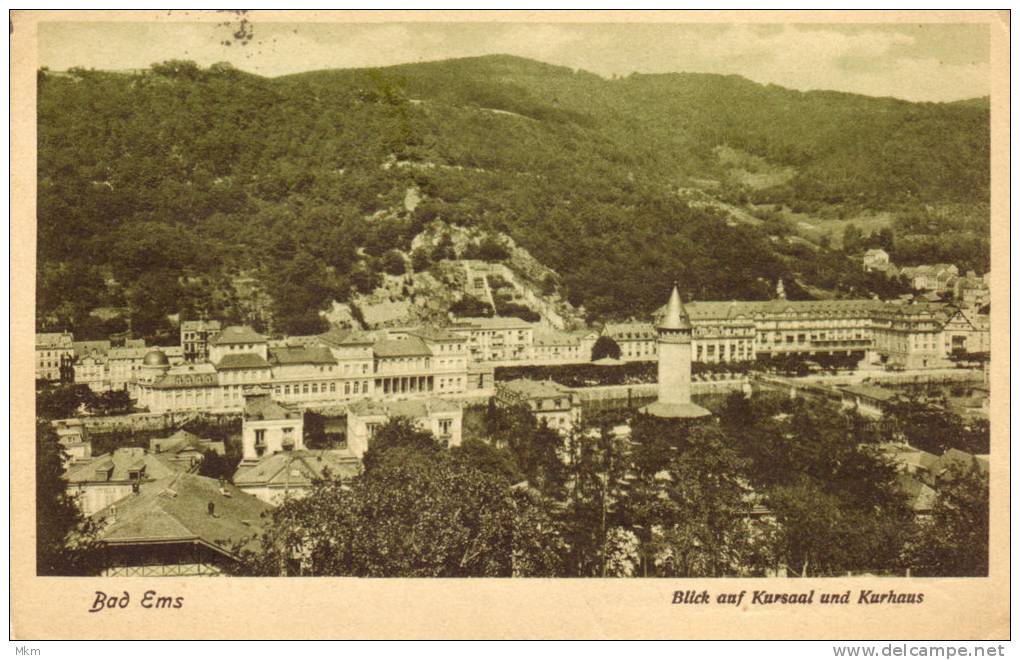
left=37, top=56, right=989, bottom=339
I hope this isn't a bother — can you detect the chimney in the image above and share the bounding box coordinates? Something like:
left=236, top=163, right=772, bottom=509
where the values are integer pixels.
left=207, top=501, right=215, bottom=517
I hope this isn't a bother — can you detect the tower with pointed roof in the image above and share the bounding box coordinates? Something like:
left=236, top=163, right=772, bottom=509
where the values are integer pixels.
left=640, top=284, right=711, bottom=419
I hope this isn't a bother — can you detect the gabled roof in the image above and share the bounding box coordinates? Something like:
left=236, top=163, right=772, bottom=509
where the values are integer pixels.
left=65, top=447, right=179, bottom=484
left=269, top=346, right=336, bottom=366
left=233, top=450, right=361, bottom=489
left=318, top=327, right=375, bottom=347
left=243, top=394, right=301, bottom=421
left=149, top=430, right=225, bottom=457
left=372, top=336, right=432, bottom=358
left=348, top=397, right=461, bottom=419
left=498, top=378, right=572, bottom=400
left=73, top=340, right=112, bottom=358
left=210, top=325, right=267, bottom=345
left=215, top=353, right=271, bottom=370
left=107, top=346, right=151, bottom=360
left=92, top=472, right=272, bottom=555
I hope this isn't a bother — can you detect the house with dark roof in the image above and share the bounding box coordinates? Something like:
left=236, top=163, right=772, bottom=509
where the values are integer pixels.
left=241, top=393, right=304, bottom=462
left=233, top=449, right=361, bottom=505
left=208, top=325, right=268, bottom=363
left=65, top=447, right=181, bottom=516
left=93, top=472, right=272, bottom=576
left=149, top=430, right=226, bottom=471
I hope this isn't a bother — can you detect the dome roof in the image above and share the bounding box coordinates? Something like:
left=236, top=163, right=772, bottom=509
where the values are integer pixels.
left=143, top=349, right=169, bottom=366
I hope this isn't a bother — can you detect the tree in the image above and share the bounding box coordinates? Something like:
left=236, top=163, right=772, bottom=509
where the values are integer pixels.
left=196, top=449, right=240, bottom=481
left=37, top=383, right=95, bottom=420
left=590, top=335, right=621, bottom=361
left=907, top=463, right=989, bottom=576
left=842, top=223, right=864, bottom=254
left=380, top=249, right=407, bottom=275
left=361, top=417, right=446, bottom=473
left=241, top=448, right=565, bottom=577
left=653, top=424, right=753, bottom=577
left=36, top=422, right=104, bottom=575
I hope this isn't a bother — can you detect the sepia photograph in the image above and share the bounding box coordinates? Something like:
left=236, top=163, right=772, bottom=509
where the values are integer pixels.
left=10, top=8, right=1009, bottom=641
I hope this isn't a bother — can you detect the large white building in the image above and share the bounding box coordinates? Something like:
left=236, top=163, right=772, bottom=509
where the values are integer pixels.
left=346, top=398, right=463, bottom=458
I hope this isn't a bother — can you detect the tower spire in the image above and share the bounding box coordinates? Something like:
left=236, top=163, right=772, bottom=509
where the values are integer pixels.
left=659, top=282, right=691, bottom=330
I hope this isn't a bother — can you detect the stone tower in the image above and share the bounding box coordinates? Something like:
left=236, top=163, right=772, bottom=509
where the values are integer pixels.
left=641, top=284, right=711, bottom=419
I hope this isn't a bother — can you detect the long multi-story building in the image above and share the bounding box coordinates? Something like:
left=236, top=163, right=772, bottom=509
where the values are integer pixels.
left=450, top=316, right=535, bottom=362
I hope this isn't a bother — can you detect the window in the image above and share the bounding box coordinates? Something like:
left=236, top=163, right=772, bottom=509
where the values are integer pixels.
left=330, top=383, right=336, bottom=393
left=255, top=429, right=266, bottom=446
left=439, top=419, right=452, bottom=436
left=311, top=383, right=318, bottom=394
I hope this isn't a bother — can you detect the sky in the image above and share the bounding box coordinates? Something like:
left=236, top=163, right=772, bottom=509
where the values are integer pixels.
left=38, top=20, right=991, bottom=102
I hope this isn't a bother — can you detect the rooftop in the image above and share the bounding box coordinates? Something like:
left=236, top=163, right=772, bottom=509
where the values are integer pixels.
left=499, top=378, right=572, bottom=399
left=373, top=336, right=432, bottom=358
left=150, top=363, right=219, bottom=390
left=92, top=472, right=272, bottom=556
left=348, top=397, right=461, bottom=419
left=215, top=353, right=272, bottom=370
left=149, top=430, right=225, bottom=457
left=243, top=393, right=301, bottom=421
left=65, top=447, right=179, bottom=484
left=319, top=327, right=375, bottom=347
left=233, top=450, right=361, bottom=488
left=210, top=325, right=267, bottom=346
left=268, top=345, right=336, bottom=366
left=451, top=316, right=534, bottom=330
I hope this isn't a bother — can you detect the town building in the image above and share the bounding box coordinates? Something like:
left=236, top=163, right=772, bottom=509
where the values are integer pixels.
left=36, top=331, right=74, bottom=382
left=135, top=355, right=222, bottom=414
left=346, top=398, right=463, bottom=458
left=450, top=316, right=535, bottom=362
left=862, top=248, right=891, bottom=272
left=871, top=303, right=951, bottom=369
left=371, top=335, right=439, bottom=398
left=839, top=384, right=898, bottom=418
left=268, top=344, right=347, bottom=404
left=148, top=429, right=225, bottom=471
left=495, top=378, right=582, bottom=433
left=72, top=340, right=112, bottom=392
left=641, top=284, right=711, bottom=419
left=64, top=447, right=180, bottom=516
left=208, top=325, right=268, bottom=363
left=531, top=329, right=598, bottom=365
left=901, top=264, right=960, bottom=293
left=601, top=322, right=658, bottom=362
left=92, top=472, right=272, bottom=576
left=233, top=450, right=360, bottom=505
left=318, top=327, right=376, bottom=397
left=53, top=418, right=92, bottom=467
left=181, top=319, right=222, bottom=363
left=240, top=392, right=304, bottom=462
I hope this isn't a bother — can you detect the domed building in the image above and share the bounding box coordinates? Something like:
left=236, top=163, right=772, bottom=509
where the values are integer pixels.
left=137, top=349, right=170, bottom=385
